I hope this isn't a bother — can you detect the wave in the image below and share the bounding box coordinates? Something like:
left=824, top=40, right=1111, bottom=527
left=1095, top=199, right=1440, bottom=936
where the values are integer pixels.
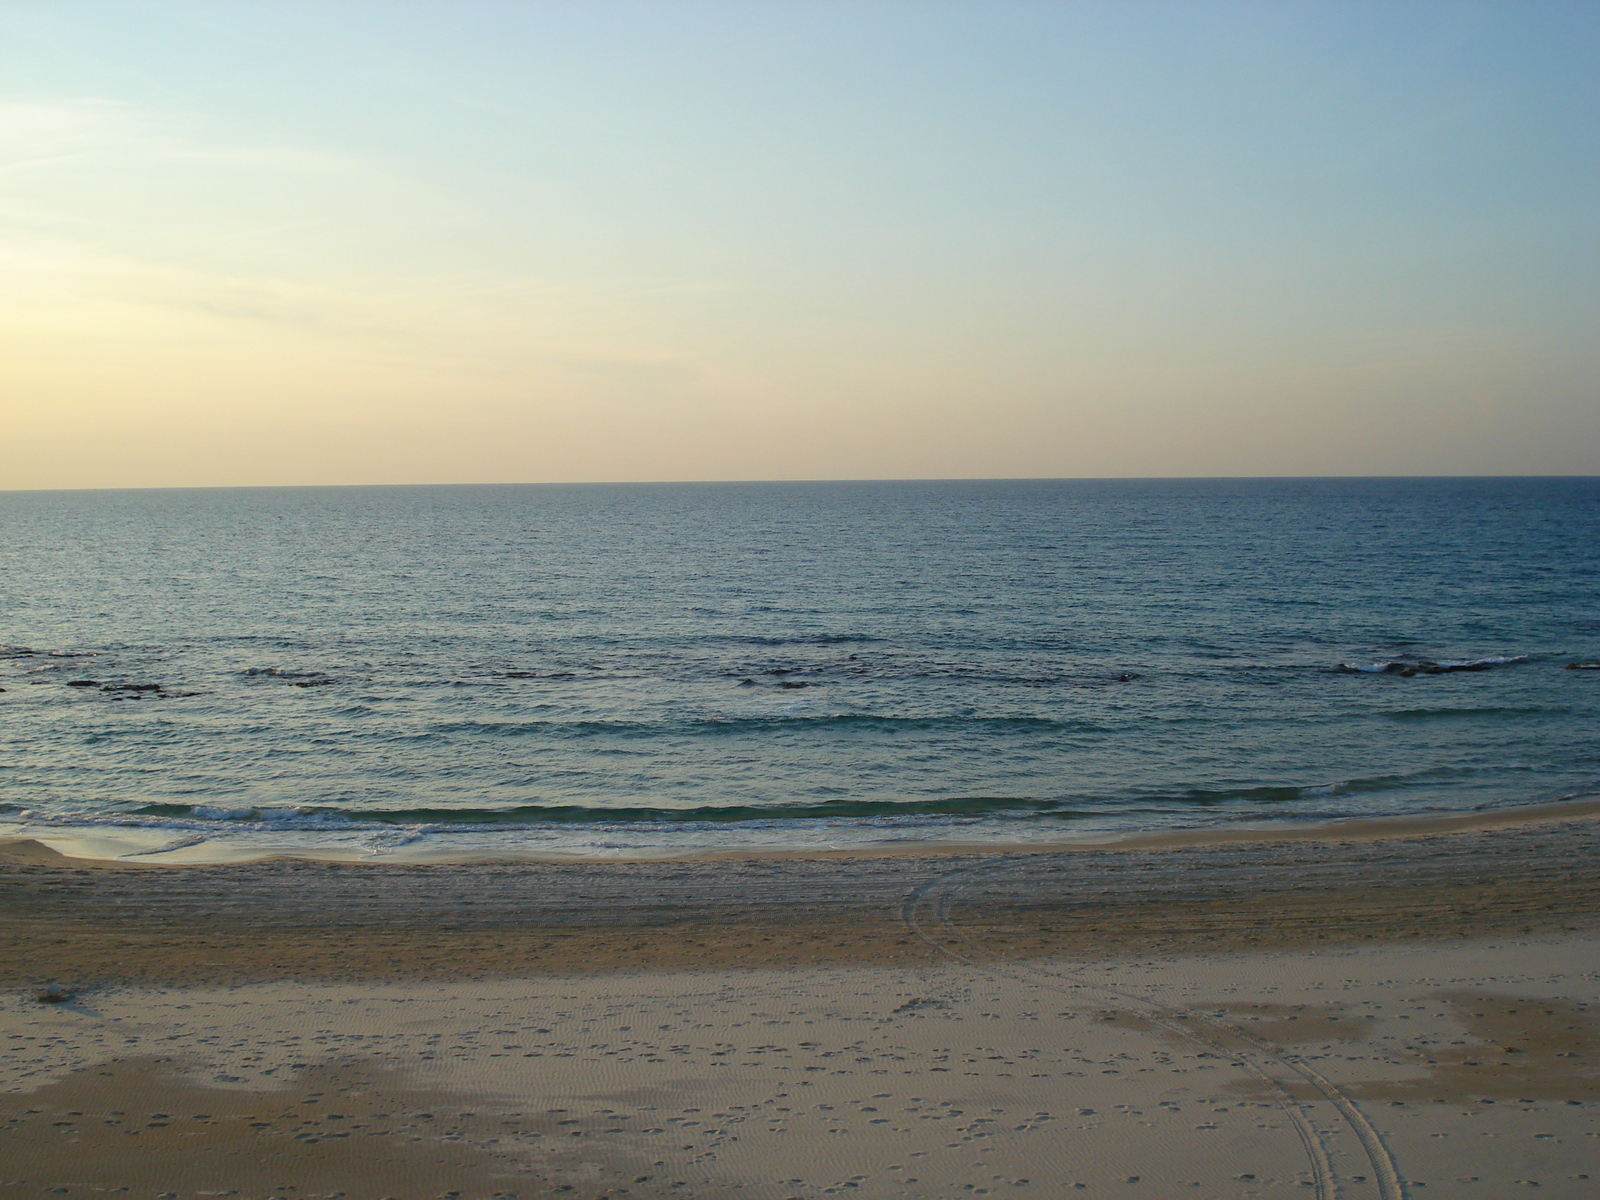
left=1337, top=654, right=1528, bottom=676
left=720, top=633, right=885, bottom=646
left=430, top=713, right=1109, bottom=739
left=240, top=667, right=335, bottom=688
left=83, top=770, right=1466, bottom=829
left=0, top=645, right=97, bottom=659
left=1097, top=770, right=1467, bottom=809
left=1383, top=706, right=1560, bottom=721
left=130, top=796, right=1075, bottom=826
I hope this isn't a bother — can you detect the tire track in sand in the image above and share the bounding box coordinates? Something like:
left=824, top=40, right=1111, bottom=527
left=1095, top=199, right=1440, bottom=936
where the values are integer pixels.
left=902, top=861, right=1406, bottom=1200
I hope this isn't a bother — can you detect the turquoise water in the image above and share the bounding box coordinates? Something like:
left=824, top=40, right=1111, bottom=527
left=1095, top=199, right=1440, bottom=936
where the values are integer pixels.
left=1, top=478, right=1596, bottom=859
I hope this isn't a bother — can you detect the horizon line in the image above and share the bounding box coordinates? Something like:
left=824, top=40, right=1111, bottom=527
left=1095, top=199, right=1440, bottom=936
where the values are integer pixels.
left=4, top=473, right=1598, bottom=496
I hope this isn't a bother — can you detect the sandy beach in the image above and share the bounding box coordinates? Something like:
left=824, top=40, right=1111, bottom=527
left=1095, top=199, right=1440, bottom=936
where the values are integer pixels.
left=4, top=807, right=1599, bottom=1199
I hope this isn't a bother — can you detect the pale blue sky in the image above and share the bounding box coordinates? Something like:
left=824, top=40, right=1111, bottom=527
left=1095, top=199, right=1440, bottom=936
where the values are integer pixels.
left=3, top=1, right=1596, bottom=487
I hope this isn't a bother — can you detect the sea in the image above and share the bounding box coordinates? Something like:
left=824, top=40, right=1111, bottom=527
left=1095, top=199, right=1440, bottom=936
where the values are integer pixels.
left=1, top=477, right=1597, bottom=862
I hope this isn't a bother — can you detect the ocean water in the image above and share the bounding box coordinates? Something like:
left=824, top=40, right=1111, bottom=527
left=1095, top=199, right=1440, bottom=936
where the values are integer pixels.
left=1, top=477, right=1597, bottom=861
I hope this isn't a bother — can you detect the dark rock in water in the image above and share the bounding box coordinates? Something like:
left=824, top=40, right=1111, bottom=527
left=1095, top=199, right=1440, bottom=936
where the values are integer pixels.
left=779, top=680, right=811, bottom=689
left=1566, top=661, right=1600, bottom=670
left=66, top=679, right=100, bottom=687
left=737, top=678, right=757, bottom=686
left=36, top=983, right=71, bottom=1003
left=292, top=678, right=335, bottom=687
left=103, top=682, right=162, bottom=692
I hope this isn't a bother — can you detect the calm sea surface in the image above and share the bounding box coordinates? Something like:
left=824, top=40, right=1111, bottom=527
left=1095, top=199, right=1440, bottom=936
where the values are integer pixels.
left=1, top=478, right=1596, bottom=860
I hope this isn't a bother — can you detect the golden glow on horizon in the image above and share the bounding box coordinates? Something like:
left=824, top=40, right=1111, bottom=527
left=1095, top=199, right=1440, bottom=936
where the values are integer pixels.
left=3, top=4, right=1597, bottom=488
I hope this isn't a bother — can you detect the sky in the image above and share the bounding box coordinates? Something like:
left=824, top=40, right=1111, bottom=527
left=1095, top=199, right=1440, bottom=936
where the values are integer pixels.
left=3, top=1, right=1597, bottom=489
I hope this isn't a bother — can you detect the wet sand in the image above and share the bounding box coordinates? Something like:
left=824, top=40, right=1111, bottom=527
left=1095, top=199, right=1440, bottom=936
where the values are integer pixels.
left=3, top=809, right=1599, bottom=1198
left=4, top=808, right=1599, bottom=987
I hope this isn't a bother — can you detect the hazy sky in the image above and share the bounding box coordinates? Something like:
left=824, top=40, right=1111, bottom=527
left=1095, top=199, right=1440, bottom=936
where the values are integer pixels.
left=3, top=1, right=1597, bottom=488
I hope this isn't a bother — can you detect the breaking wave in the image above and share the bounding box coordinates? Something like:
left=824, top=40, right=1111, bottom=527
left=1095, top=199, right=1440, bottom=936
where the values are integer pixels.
left=29, top=768, right=1481, bottom=830
left=1336, top=655, right=1528, bottom=676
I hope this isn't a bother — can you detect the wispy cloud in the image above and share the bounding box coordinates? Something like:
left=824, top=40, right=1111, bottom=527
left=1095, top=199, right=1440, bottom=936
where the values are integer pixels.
left=0, top=95, right=409, bottom=268
left=0, top=96, right=368, bottom=175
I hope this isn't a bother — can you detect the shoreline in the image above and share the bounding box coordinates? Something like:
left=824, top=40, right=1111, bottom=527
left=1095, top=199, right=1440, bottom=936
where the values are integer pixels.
left=6, top=841, right=1599, bottom=1200
left=6, top=791, right=1599, bottom=868
left=6, top=808, right=1599, bottom=1198
left=4, top=807, right=1599, bottom=988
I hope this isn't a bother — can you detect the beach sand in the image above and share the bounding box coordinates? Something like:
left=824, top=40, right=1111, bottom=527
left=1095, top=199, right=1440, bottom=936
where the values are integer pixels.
left=3, top=808, right=1599, bottom=1199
